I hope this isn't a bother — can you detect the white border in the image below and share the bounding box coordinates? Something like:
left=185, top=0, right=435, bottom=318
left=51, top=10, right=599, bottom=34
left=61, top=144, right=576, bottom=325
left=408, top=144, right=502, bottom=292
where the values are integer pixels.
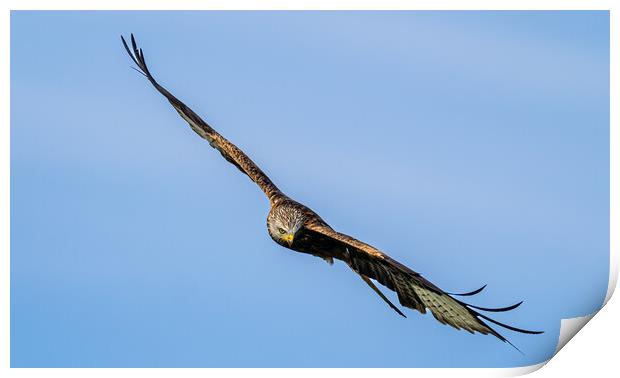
left=2, top=1, right=617, bottom=377
left=0, top=0, right=617, bottom=11
left=607, top=0, right=618, bottom=306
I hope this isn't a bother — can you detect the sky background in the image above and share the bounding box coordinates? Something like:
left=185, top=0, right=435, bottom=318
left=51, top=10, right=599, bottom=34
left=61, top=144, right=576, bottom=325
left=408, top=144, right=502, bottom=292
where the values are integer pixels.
left=11, top=11, right=609, bottom=367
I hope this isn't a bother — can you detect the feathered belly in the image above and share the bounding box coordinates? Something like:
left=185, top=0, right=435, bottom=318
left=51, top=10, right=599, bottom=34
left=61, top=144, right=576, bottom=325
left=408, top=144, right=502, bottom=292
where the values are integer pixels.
left=290, top=229, right=346, bottom=264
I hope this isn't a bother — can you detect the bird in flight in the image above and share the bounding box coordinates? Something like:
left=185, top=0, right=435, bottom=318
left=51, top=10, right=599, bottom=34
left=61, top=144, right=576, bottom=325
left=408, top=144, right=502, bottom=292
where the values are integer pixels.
left=122, top=34, right=542, bottom=351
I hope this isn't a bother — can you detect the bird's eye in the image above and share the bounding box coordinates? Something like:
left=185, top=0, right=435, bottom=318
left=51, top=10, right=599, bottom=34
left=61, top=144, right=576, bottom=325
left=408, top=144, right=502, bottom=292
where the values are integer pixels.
left=277, top=227, right=286, bottom=235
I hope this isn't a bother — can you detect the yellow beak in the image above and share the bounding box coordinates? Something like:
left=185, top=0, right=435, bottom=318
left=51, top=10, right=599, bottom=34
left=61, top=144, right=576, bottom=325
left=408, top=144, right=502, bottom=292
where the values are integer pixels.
left=283, top=233, right=294, bottom=247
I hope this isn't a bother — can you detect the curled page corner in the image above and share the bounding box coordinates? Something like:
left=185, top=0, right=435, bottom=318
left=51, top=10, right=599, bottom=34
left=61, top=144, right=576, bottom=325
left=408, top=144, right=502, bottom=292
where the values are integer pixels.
left=554, top=313, right=596, bottom=354
left=552, top=259, right=615, bottom=356
left=505, top=313, right=598, bottom=377
left=544, top=247, right=617, bottom=366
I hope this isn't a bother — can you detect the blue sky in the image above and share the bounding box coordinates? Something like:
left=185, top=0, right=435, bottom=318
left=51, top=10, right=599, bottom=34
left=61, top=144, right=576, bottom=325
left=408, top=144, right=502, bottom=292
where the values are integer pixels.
left=11, top=11, right=609, bottom=367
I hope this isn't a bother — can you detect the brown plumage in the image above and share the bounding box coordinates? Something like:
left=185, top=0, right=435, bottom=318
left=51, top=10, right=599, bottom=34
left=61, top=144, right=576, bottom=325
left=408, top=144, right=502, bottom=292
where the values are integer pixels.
left=122, top=34, right=542, bottom=350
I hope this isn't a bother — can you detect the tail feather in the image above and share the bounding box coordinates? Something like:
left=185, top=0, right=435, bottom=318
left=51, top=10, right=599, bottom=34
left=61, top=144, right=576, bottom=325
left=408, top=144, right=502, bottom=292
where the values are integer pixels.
left=472, top=309, right=544, bottom=335
left=459, top=300, right=524, bottom=313
left=358, top=274, right=407, bottom=318
left=445, top=284, right=487, bottom=296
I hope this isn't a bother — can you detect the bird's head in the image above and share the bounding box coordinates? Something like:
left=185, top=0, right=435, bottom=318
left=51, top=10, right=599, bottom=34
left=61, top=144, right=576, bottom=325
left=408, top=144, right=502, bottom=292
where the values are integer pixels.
left=267, top=204, right=306, bottom=248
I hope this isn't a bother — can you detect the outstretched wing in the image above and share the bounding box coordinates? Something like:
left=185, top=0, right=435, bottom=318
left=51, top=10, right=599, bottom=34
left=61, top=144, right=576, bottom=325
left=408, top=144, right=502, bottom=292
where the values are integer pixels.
left=305, top=223, right=543, bottom=348
left=122, top=34, right=284, bottom=204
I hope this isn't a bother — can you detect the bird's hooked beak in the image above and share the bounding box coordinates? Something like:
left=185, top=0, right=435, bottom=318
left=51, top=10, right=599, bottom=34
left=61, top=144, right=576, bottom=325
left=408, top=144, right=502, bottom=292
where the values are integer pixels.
left=283, top=233, right=294, bottom=247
